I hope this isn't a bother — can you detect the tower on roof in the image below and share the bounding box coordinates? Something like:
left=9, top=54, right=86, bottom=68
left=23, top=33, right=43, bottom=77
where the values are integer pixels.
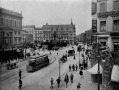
left=71, top=19, right=73, bottom=25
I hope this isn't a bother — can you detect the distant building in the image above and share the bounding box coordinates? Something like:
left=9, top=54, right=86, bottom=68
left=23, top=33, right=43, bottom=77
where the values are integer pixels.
left=85, top=29, right=93, bottom=44
left=42, top=20, right=76, bottom=44
left=22, top=25, right=35, bottom=42
left=0, top=7, right=23, bottom=49
left=34, top=27, right=44, bottom=42
left=21, top=30, right=33, bottom=43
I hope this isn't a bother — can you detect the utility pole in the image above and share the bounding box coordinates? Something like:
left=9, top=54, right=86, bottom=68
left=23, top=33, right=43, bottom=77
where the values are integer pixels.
left=97, top=36, right=100, bottom=90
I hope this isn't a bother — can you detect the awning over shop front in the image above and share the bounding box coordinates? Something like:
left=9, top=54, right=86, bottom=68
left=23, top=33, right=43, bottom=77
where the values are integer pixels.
left=87, top=63, right=102, bottom=74
left=111, top=65, right=119, bottom=82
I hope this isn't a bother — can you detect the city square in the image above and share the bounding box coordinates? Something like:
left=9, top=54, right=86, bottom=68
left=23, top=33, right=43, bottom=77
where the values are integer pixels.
left=0, top=0, right=119, bottom=90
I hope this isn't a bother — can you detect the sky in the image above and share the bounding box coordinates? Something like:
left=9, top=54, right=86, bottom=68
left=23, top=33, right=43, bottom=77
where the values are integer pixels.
left=0, top=0, right=92, bottom=35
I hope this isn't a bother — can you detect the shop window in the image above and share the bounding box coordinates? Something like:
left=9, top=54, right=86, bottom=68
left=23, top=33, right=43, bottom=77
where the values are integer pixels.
left=113, top=20, right=119, bottom=31
left=100, top=42, right=106, bottom=46
left=100, top=21, right=106, bottom=32
left=114, top=42, right=119, bottom=52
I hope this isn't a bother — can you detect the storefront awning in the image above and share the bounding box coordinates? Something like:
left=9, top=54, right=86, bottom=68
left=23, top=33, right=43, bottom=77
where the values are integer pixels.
left=87, top=63, right=102, bottom=74
left=111, top=65, right=119, bottom=82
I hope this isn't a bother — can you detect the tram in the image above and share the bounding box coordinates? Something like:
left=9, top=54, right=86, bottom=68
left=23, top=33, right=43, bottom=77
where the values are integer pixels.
left=26, top=55, right=49, bottom=72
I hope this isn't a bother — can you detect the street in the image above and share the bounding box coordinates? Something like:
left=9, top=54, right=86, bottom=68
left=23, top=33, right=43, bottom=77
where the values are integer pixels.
left=0, top=45, right=98, bottom=90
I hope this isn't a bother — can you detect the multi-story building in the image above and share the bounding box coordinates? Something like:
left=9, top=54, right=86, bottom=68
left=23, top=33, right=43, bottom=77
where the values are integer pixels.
left=42, top=21, right=76, bottom=44
left=92, top=0, right=98, bottom=33
left=85, top=29, right=94, bottom=44
left=34, top=27, right=44, bottom=42
left=22, top=30, right=33, bottom=43
left=22, top=25, right=35, bottom=42
left=97, top=0, right=119, bottom=52
left=0, top=7, right=23, bottom=49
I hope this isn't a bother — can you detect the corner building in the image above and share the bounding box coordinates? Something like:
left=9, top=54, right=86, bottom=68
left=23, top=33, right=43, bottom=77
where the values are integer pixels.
left=0, top=7, right=23, bottom=49
left=42, top=21, right=76, bottom=44
left=97, top=0, right=119, bottom=52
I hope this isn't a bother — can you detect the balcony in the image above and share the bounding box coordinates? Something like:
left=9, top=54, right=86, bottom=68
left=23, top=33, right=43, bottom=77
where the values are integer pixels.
left=98, top=10, right=119, bottom=18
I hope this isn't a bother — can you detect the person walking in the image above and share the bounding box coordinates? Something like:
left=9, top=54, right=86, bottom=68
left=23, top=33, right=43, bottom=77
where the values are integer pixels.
left=19, top=69, right=22, bottom=79
left=64, top=74, right=69, bottom=88
left=72, top=64, right=75, bottom=71
left=79, top=69, right=83, bottom=78
left=76, top=64, right=78, bottom=71
left=56, top=77, right=60, bottom=88
left=69, top=65, right=71, bottom=72
left=70, top=73, right=74, bottom=83
left=18, top=79, right=22, bottom=89
left=77, top=83, right=81, bottom=90
left=50, top=78, right=54, bottom=89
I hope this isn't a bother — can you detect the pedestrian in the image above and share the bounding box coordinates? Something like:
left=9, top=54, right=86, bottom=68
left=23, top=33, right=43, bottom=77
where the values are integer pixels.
left=77, top=83, right=81, bottom=90
left=69, top=65, right=71, bottom=72
left=64, top=74, right=69, bottom=88
left=18, top=79, right=22, bottom=89
left=56, top=77, right=60, bottom=88
left=70, top=73, right=74, bottom=83
left=19, top=69, right=22, bottom=79
left=57, top=52, right=58, bottom=55
left=72, top=64, right=75, bottom=71
left=79, top=63, right=81, bottom=69
left=74, top=55, right=75, bottom=60
left=76, top=64, right=78, bottom=71
left=79, top=69, right=83, bottom=78
left=50, top=78, right=54, bottom=89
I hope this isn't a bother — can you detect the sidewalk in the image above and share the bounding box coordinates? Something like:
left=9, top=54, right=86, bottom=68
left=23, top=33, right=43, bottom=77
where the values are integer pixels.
left=51, top=47, right=98, bottom=90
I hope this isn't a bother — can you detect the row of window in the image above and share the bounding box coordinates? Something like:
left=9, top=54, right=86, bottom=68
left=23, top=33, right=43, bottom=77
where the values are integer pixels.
left=100, top=20, right=119, bottom=32
left=0, top=18, right=21, bottom=28
left=100, top=1, right=119, bottom=12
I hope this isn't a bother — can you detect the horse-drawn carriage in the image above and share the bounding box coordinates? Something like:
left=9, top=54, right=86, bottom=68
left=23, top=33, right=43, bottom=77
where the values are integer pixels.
left=60, top=54, right=67, bottom=63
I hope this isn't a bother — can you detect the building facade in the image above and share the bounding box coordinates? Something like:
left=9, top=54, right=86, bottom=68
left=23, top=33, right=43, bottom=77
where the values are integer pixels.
left=42, top=21, right=76, bottom=44
left=22, top=30, right=33, bottom=44
left=85, top=29, right=94, bottom=44
left=97, top=0, right=119, bottom=52
left=22, top=25, right=35, bottom=42
left=0, top=7, right=23, bottom=49
left=34, top=27, right=44, bottom=42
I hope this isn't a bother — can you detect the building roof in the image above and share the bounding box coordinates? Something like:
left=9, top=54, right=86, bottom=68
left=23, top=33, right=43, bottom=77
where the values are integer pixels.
left=22, top=25, right=35, bottom=28
left=0, top=7, right=22, bottom=18
left=35, top=27, right=43, bottom=30
left=42, top=23, right=75, bottom=29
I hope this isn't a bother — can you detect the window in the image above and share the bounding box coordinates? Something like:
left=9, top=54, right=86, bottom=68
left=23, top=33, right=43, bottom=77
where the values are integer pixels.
left=15, top=31, right=17, bottom=35
left=10, top=32, right=13, bottom=36
left=114, top=42, right=119, bottom=52
left=100, top=3, right=106, bottom=12
left=10, top=20, right=12, bottom=27
left=114, top=1, right=119, bottom=11
left=113, top=20, right=119, bottom=31
left=6, top=19, right=8, bottom=26
left=18, top=32, right=20, bottom=35
left=0, top=18, right=3, bottom=26
left=14, top=21, right=16, bottom=27
left=100, top=21, right=106, bottom=32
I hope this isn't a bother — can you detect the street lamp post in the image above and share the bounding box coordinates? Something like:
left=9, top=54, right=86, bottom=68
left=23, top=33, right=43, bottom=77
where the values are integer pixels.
left=59, top=58, right=60, bottom=79
left=97, top=36, right=100, bottom=90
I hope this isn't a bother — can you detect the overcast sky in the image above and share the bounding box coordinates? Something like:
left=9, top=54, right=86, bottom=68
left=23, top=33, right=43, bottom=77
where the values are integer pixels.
left=0, top=0, right=92, bottom=35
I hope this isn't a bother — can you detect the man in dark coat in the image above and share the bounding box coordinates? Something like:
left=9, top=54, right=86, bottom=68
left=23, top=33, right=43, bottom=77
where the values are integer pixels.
left=50, top=78, right=54, bottom=89
left=64, top=74, right=69, bottom=88
left=19, top=79, right=22, bottom=89
left=70, top=73, right=74, bottom=83
left=56, top=77, right=60, bottom=88
left=19, top=69, right=22, bottom=79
